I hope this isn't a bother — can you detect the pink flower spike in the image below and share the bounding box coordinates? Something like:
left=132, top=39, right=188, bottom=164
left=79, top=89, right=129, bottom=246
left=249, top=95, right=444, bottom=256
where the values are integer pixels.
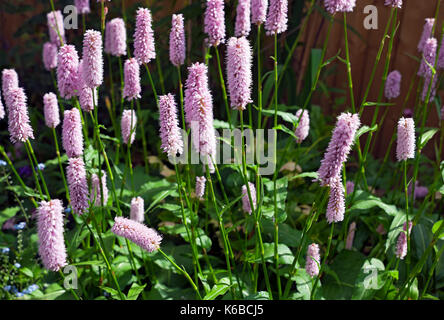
left=75, top=0, right=91, bottom=14
left=385, top=70, right=401, bottom=99
left=159, top=94, right=183, bottom=157
left=395, top=221, right=413, bottom=260
left=43, top=92, right=60, bottom=128
left=37, top=199, right=67, bottom=272
left=396, top=117, right=415, bottom=161
left=317, top=112, right=361, bottom=187
left=123, top=58, right=141, bottom=101
left=305, top=243, right=321, bottom=277
left=90, top=171, right=109, bottom=206
left=43, top=42, right=58, bottom=71
left=105, top=18, right=127, bottom=57
left=67, top=157, right=89, bottom=215
left=323, top=0, right=356, bottom=14
left=346, top=181, right=354, bottom=195
left=134, top=8, right=156, bottom=65
left=82, top=30, right=103, bottom=88
left=130, top=197, right=145, bottom=223
left=47, top=10, right=65, bottom=46
left=252, top=0, right=268, bottom=25
left=326, top=178, right=345, bottom=224
left=57, top=45, right=80, bottom=99
left=265, top=0, right=288, bottom=35
left=418, top=19, right=435, bottom=53
left=7, top=87, right=34, bottom=144
left=62, top=108, right=83, bottom=158
left=111, top=216, right=162, bottom=252
left=195, top=176, right=206, bottom=200
left=226, top=37, right=252, bottom=110
left=169, top=14, right=186, bottom=67
left=418, top=38, right=437, bottom=78
left=235, top=0, right=251, bottom=37
left=294, top=109, right=310, bottom=143
left=204, top=0, right=226, bottom=47
left=77, top=59, right=98, bottom=112
left=2, top=69, right=19, bottom=104
left=121, top=109, right=137, bottom=145
left=384, top=0, right=402, bottom=8
left=242, top=182, right=257, bottom=214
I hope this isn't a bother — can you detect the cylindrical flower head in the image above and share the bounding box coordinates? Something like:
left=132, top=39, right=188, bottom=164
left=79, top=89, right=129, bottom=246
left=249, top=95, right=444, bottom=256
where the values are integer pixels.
left=130, top=197, right=144, bottom=223
left=47, top=10, right=65, bottom=46
left=82, top=30, right=103, bottom=88
left=305, top=243, right=321, bottom=277
left=385, top=70, right=401, bottom=99
left=395, top=221, right=413, bottom=260
left=323, top=0, right=356, bottom=14
left=123, top=58, right=141, bottom=101
left=384, top=0, right=402, bottom=8
left=159, top=94, right=183, bottom=157
left=169, top=14, right=186, bottom=67
left=235, top=0, right=251, bottom=37
left=242, top=182, right=257, bottom=214
left=57, top=45, right=79, bottom=99
left=252, top=0, right=268, bottom=25
left=62, top=108, right=83, bottom=158
left=396, top=117, right=415, bottom=161
left=133, top=8, right=156, bottom=64
left=121, top=109, right=137, bottom=145
left=0, top=90, right=4, bottom=119
left=77, top=59, right=98, bottom=112
left=204, top=0, right=226, bottom=47
left=418, top=18, right=435, bottom=52
left=418, top=38, right=437, bottom=78
left=75, top=0, right=90, bottom=14
left=195, top=176, right=206, bottom=200
left=105, top=18, right=127, bottom=57
left=7, top=87, right=34, bottom=144
left=265, top=0, right=288, bottom=35
left=345, top=221, right=356, bottom=250
left=43, top=42, right=58, bottom=71
left=2, top=69, right=19, bottom=103
left=66, top=157, right=89, bottom=215
left=37, top=200, right=67, bottom=272
left=317, top=113, right=361, bottom=187
left=43, top=92, right=60, bottom=128
left=295, top=109, right=310, bottom=143
left=226, top=37, right=252, bottom=110
left=346, top=181, right=354, bottom=195
left=90, top=171, right=109, bottom=206
left=111, top=216, right=162, bottom=252
left=184, top=63, right=216, bottom=172
left=421, top=70, right=438, bottom=102
left=326, top=178, right=345, bottom=224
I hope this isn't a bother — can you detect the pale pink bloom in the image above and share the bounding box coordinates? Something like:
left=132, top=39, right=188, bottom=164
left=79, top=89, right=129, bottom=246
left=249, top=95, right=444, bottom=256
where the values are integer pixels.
left=7, top=87, right=34, bottom=144
left=195, top=176, right=206, bottom=200
left=159, top=94, right=183, bottom=157
left=242, top=182, right=257, bottom=214
left=252, top=0, right=268, bottom=25
left=305, top=243, right=321, bottom=277
left=43, top=92, right=60, bottom=128
left=408, top=181, right=429, bottom=199
left=204, top=0, right=226, bottom=46
left=345, top=222, right=356, bottom=250
left=37, top=200, right=67, bottom=272
left=385, top=0, right=402, bottom=8
left=43, top=42, right=58, bottom=71
left=169, top=14, right=186, bottom=67
left=111, top=216, right=162, bottom=252
left=265, top=0, right=288, bottom=35
left=323, top=0, right=356, bottom=14
left=77, top=59, right=98, bottom=112
left=133, top=8, right=156, bottom=65
left=82, top=30, right=103, bottom=88
left=90, top=171, right=109, bottom=206
left=385, top=70, right=401, bottom=99
left=418, top=38, right=437, bottom=78
left=47, top=10, right=65, bottom=46
left=396, top=117, right=415, bottom=161
left=105, top=18, right=127, bottom=57
left=123, top=58, right=141, bottom=101
left=395, top=221, right=412, bottom=260
left=121, top=109, right=137, bottom=145
left=418, top=19, right=435, bottom=52
left=235, top=0, right=251, bottom=37
left=75, top=0, right=91, bottom=14
left=226, top=37, right=252, bottom=110
left=403, top=108, right=413, bottom=118
left=67, top=157, right=89, bottom=215
left=294, top=109, right=310, bottom=143
left=62, top=108, right=83, bottom=158
left=346, top=181, right=354, bottom=195
left=130, top=197, right=144, bottom=223
left=2, top=69, right=19, bottom=106
left=57, top=45, right=79, bottom=99
left=326, top=178, right=345, bottom=224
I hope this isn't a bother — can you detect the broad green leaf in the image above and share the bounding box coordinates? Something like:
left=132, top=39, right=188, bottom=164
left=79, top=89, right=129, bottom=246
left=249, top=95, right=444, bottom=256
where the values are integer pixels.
left=349, top=195, right=399, bottom=217
left=432, top=220, right=444, bottom=240
left=244, top=291, right=270, bottom=300
left=354, top=124, right=378, bottom=141
left=203, top=283, right=232, bottom=300
left=127, top=283, right=146, bottom=300
left=0, top=206, right=20, bottom=225
left=352, top=258, right=385, bottom=300
left=419, top=129, right=438, bottom=150
left=289, top=172, right=318, bottom=181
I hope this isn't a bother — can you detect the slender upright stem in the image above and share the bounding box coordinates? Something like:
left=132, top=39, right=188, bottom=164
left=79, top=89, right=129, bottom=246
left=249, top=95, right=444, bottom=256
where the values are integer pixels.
left=214, top=46, right=232, bottom=129
left=403, top=160, right=411, bottom=278
left=52, top=128, right=70, bottom=201
left=143, top=63, right=158, bottom=104
left=343, top=13, right=355, bottom=113
left=135, top=99, right=150, bottom=173
left=257, top=24, right=263, bottom=130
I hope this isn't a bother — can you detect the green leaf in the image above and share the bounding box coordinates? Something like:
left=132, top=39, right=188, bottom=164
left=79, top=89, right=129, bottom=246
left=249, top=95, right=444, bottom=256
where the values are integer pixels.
left=289, top=172, right=318, bottom=181
left=432, top=220, right=444, bottom=240
left=100, top=286, right=123, bottom=300
left=352, top=258, right=385, bottom=300
left=71, top=260, right=105, bottom=266
left=244, top=291, right=270, bottom=300
left=419, top=129, right=438, bottom=150
left=261, top=108, right=299, bottom=124
left=274, top=124, right=298, bottom=140
left=213, top=119, right=231, bottom=129
left=245, top=243, right=294, bottom=265
left=0, top=206, right=20, bottom=225
left=349, top=193, right=399, bottom=217
left=354, top=124, right=378, bottom=141
left=127, top=283, right=146, bottom=300
left=362, top=102, right=395, bottom=107
left=203, top=283, right=232, bottom=300
left=19, top=267, right=33, bottom=278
